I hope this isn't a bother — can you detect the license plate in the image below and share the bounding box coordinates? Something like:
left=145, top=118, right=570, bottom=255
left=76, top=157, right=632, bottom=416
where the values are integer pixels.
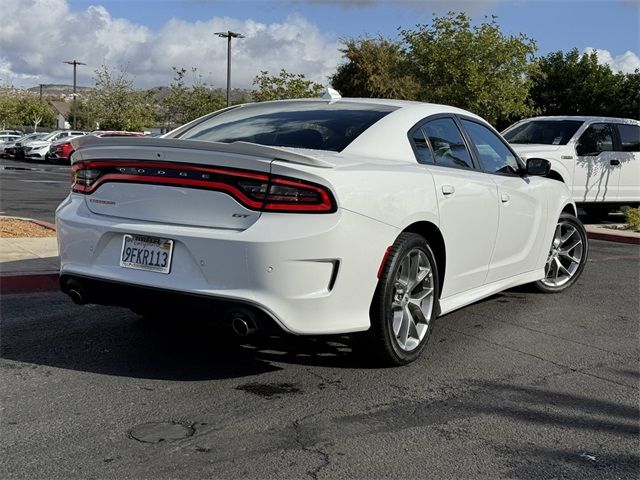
left=120, top=234, right=174, bottom=274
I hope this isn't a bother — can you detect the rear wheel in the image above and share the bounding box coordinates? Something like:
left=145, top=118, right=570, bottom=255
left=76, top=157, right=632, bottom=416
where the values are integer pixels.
left=534, top=213, right=588, bottom=293
left=364, top=233, right=439, bottom=366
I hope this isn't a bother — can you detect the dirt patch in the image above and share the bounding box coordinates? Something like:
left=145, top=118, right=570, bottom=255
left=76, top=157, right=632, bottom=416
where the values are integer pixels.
left=0, top=218, right=56, bottom=238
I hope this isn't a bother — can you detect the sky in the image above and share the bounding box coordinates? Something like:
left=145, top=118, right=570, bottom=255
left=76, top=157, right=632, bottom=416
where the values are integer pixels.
left=1, top=0, right=638, bottom=90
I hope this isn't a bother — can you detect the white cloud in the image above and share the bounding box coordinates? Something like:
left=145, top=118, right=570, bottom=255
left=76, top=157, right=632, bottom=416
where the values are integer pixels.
left=584, top=47, right=640, bottom=74
left=0, top=0, right=342, bottom=89
left=299, top=0, right=501, bottom=11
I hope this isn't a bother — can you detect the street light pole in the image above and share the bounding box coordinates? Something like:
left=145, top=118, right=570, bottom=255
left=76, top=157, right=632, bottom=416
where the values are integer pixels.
left=214, top=31, right=244, bottom=107
left=63, top=60, right=86, bottom=129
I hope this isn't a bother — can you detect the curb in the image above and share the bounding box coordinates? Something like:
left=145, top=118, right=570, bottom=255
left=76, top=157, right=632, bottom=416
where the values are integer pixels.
left=30, top=219, right=56, bottom=231
left=0, top=272, right=59, bottom=294
left=586, top=230, right=640, bottom=245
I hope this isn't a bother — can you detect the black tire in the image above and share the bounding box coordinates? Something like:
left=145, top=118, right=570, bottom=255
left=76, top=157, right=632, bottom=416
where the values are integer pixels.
left=533, top=213, right=588, bottom=293
left=363, top=232, right=440, bottom=366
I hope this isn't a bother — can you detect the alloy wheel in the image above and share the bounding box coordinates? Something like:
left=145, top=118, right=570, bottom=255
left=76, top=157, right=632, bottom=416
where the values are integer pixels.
left=391, top=248, right=435, bottom=352
left=540, top=220, right=584, bottom=288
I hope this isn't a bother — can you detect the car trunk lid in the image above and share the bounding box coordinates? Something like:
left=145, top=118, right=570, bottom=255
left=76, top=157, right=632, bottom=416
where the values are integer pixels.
left=70, top=136, right=335, bottom=230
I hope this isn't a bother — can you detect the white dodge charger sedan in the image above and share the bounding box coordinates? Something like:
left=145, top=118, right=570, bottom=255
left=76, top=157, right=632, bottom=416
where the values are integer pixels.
left=56, top=97, right=588, bottom=365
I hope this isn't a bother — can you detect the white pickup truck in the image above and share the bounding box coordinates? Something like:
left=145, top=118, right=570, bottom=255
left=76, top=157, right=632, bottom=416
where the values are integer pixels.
left=503, top=116, right=640, bottom=217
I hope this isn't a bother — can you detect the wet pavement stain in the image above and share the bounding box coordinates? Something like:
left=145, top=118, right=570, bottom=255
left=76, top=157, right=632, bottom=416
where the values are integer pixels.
left=129, top=421, right=194, bottom=443
left=235, top=382, right=302, bottom=398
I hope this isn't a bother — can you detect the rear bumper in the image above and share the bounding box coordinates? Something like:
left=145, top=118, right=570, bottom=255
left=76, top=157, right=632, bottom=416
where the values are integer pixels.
left=60, top=273, right=282, bottom=330
left=56, top=194, right=399, bottom=335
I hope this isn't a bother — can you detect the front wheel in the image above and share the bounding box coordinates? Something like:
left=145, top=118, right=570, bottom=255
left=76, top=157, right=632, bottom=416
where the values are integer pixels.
left=534, top=213, right=588, bottom=293
left=364, top=233, right=440, bottom=366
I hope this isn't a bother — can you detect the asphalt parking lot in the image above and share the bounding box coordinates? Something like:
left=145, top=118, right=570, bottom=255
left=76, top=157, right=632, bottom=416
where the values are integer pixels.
left=1, top=239, right=638, bottom=479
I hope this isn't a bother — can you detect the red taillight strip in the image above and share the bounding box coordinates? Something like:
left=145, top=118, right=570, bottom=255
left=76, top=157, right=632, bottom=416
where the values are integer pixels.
left=71, top=160, right=269, bottom=181
left=73, top=174, right=266, bottom=209
left=72, top=160, right=336, bottom=213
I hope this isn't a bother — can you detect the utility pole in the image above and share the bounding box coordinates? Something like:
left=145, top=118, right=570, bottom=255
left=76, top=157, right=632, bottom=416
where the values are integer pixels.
left=63, top=60, right=86, bottom=129
left=214, top=31, right=244, bottom=107
left=39, top=84, right=44, bottom=102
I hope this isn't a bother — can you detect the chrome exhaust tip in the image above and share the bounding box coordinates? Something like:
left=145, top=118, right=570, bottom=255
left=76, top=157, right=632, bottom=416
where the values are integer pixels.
left=68, top=288, right=85, bottom=305
left=229, top=310, right=258, bottom=336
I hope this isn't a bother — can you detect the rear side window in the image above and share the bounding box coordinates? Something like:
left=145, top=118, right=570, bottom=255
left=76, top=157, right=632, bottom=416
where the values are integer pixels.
left=176, top=101, right=397, bottom=152
left=576, top=123, right=614, bottom=156
left=616, top=124, right=640, bottom=152
left=411, top=128, right=434, bottom=164
left=422, top=118, right=474, bottom=169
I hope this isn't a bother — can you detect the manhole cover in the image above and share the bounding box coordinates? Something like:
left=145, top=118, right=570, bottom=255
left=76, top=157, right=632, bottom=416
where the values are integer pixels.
left=129, top=422, right=194, bottom=443
left=235, top=382, right=301, bottom=398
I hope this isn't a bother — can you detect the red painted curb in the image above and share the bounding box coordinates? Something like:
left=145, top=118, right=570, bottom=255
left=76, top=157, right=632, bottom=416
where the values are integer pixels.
left=30, top=219, right=56, bottom=231
left=587, top=230, right=640, bottom=245
left=0, top=272, right=59, bottom=294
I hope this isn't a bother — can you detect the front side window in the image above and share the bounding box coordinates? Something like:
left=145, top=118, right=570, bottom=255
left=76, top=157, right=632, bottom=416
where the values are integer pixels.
left=576, top=123, right=614, bottom=156
left=175, top=101, right=397, bottom=152
left=422, top=118, right=474, bottom=169
left=461, top=119, right=520, bottom=175
left=503, top=120, right=583, bottom=145
left=616, top=124, right=640, bottom=152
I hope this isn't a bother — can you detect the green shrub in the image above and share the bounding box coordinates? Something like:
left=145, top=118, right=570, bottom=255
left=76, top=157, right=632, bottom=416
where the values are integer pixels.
left=625, top=208, right=640, bottom=232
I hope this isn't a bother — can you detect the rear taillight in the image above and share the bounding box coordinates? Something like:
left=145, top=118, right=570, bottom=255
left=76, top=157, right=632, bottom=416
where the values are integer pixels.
left=71, top=161, right=336, bottom=213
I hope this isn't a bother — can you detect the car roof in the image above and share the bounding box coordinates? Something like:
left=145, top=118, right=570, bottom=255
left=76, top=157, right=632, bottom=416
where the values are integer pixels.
left=517, top=115, right=640, bottom=125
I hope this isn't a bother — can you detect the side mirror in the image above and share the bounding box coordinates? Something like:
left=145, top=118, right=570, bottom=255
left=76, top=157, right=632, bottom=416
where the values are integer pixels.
left=576, top=142, right=599, bottom=157
left=526, top=157, right=551, bottom=176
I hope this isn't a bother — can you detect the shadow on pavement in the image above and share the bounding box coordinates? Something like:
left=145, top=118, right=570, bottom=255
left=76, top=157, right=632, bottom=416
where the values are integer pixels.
left=0, top=292, right=381, bottom=380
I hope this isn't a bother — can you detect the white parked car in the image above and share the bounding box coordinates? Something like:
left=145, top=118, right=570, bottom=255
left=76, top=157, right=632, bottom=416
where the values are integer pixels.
left=503, top=116, right=640, bottom=217
left=23, top=130, right=87, bottom=161
left=56, top=98, right=588, bottom=365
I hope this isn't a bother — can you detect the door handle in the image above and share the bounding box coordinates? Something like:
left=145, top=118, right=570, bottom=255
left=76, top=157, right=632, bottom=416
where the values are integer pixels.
left=442, top=185, right=455, bottom=196
left=501, top=193, right=510, bottom=203
left=610, top=159, right=620, bottom=166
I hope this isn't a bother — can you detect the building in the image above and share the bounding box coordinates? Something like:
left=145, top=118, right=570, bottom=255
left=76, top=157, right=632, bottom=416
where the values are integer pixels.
left=48, top=101, right=70, bottom=130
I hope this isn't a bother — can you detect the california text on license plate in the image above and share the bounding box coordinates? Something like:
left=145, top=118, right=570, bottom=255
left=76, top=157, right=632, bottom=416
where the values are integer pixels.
left=120, top=234, right=174, bottom=274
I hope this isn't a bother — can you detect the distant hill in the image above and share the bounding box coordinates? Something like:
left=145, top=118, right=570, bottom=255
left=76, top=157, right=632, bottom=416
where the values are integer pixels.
left=18, top=84, right=254, bottom=101
left=26, top=84, right=93, bottom=96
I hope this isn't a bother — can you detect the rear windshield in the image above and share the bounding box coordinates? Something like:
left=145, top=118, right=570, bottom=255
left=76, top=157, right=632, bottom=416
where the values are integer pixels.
left=175, top=101, right=397, bottom=152
left=503, top=120, right=584, bottom=145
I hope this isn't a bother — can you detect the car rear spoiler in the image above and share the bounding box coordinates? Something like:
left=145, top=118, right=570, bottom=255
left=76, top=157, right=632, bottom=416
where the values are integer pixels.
left=69, top=136, right=335, bottom=169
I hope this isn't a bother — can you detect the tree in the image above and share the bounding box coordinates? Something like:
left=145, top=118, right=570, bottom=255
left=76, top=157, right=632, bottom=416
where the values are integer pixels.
left=401, top=12, right=539, bottom=125
left=331, top=36, right=420, bottom=99
left=85, top=65, right=155, bottom=131
left=0, top=95, right=21, bottom=129
left=0, top=92, right=55, bottom=130
left=161, top=67, right=226, bottom=128
left=531, top=49, right=639, bottom=119
left=252, top=69, right=324, bottom=102
left=21, top=97, right=55, bottom=132
left=614, top=70, right=640, bottom=120
left=332, top=13, right=538, bottom=125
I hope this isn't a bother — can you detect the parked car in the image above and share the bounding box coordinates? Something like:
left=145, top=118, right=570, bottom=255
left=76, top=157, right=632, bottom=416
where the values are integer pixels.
left=503, top=116, right=640, bottom=217
left=0, top=129, right=24, bottom=136
left=48, top=131, right=145, bottom=164
left=57, top=98, right=587, bottom=365
left=0, top=134, right=22, bottom=145
left=47, top=135, right=85, bottom=164
left=2, top=133, right=47, bottom=159
left=91, top=130, right=145, bottom=137
left=22, top=130, right=88, bottom=161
